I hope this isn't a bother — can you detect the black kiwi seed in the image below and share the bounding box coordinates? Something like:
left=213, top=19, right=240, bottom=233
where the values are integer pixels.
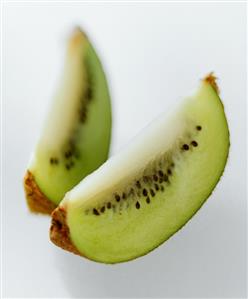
left=191, top=140, right=198, bottom=147
left=66, top=164, right=71, bottom=170
left=182, top=144, right=189, bottom=150
left=150, top=189, right=155, bottom=197
left=115, top=194, right=121, bottom=202
left=167, top=169, right=172, bottom=175
left=85, top=87, right=93, bottom=100
left=80, top=107, right=88, bottom=122
left=93, top=208, right=100, bottom=216
left=155, top=184, right=159, bottom=191
left=65, top=151, right=72, bottom=159
left=100, top=206, right=105, bottom=213
left=143, top=189, right=148, bottom=196
left=160, top=185, right=164, bottom=192
left=146, top=197, right=150, bottom=204
left=171, top=162, right=175, bottom=168
left=79, top=109, right=86, bottom=123
left=136, top=201, right=140, bottom=209
left=50, top=158, right=54, bottom=164
left=136, top=181, right=141, bottom=188
left=153, top=174, right=158, bottom=181
left=163, top=174, right=168, bottom=182
left=107, top=202, right=111, bottom=209
left=158, top=170, right=164, bottom=177
left=122, top=192, right=126, bottom=200
left=159, top=177, right=163, bottom=183
left=196, top=125, right=202, bottom=131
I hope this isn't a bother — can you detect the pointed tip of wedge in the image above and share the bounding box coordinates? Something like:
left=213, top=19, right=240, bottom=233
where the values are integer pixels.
left=203, top=72, right=220, bottom=95
left=73, top=26, right=87, bottom=36
left=68, top=26, right=88, bottom=51
left=50, top=206, right=81, bottom=256
left=23, top=170, right=56, bottom=215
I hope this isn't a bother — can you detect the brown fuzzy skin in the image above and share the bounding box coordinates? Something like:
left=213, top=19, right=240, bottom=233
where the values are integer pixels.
left=204, top=72, right=219, bottom=94
left=50, top=206, right=81, bottom=256
left=24, top=170, right=57, bottom=215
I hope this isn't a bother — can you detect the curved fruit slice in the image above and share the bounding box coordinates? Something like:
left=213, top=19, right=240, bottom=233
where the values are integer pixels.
left=24, top=28, right=112, bottom=214
left=50, top=74, right=229, bottom=263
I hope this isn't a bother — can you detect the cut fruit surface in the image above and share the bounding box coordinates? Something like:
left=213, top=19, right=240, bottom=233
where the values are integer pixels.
left=24, top=28, right=112, bottom=213
left=50, top=74, right=229, bottom=263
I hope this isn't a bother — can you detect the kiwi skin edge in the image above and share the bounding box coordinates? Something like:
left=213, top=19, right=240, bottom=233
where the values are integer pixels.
left=50, top=206, right=81, bottom=255
left=24, top=170, right=56, bottom=214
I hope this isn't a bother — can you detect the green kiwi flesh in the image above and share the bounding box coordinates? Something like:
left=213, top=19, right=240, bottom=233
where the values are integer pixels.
left=25, top=28, right=112, bottom=210
left=51, top=74, right=229, bottom=263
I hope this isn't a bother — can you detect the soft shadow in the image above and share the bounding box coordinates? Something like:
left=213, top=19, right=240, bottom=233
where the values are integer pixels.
left=53, top=187, right=247, bottom=298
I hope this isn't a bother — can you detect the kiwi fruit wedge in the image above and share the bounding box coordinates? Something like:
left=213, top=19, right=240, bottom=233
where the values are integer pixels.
left=50, top=74, right=229, bottom=263
left=24, top=28, right=112, bottom=214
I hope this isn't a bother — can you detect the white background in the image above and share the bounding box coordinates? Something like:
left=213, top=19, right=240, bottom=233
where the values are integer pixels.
left=2, top=2, right=247, bottom=298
